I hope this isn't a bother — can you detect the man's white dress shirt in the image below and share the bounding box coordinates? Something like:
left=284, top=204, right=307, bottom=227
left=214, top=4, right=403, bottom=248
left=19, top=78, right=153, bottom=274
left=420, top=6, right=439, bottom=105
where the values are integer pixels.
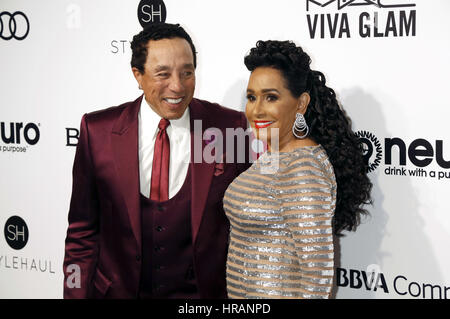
left=138, top=97, right=191, bottom=199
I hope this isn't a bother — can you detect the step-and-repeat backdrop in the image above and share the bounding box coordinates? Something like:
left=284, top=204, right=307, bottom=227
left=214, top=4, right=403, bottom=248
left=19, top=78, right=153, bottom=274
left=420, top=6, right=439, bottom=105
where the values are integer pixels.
left=1, top=0, right=449, bottom=298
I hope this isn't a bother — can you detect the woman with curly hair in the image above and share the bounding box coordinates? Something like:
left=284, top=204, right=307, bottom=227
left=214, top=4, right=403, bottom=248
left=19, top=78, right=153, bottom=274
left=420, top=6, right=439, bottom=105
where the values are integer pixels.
left=223, top=40, right=372, bottom=299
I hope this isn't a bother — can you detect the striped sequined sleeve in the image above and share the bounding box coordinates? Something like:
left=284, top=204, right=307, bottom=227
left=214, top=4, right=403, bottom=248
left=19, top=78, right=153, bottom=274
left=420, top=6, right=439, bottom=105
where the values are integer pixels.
left=276, top=152, right=336, bottom=298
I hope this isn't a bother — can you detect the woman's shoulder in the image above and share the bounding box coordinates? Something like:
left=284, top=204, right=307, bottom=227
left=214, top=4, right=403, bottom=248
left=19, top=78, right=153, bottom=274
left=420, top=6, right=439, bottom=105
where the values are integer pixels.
left=279, top=145, right=326, bottom=167
left=275, top=145, right=335, bottom=183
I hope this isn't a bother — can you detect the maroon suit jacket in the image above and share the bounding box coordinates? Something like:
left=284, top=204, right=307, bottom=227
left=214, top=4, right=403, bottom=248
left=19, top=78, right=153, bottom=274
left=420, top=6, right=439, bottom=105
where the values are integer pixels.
left=63, top=95, right=250, bottom=298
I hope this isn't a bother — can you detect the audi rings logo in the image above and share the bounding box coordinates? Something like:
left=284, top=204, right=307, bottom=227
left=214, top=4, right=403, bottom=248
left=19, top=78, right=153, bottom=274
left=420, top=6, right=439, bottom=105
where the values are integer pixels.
left=0, top=11, right=30, bottom=41
left=356, top=130, right=382, bottom=173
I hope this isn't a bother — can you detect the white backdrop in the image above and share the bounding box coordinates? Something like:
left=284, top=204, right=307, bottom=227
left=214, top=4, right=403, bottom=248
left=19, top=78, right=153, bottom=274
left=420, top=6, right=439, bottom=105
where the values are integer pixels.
left=1, top=0, right=449, bottom=298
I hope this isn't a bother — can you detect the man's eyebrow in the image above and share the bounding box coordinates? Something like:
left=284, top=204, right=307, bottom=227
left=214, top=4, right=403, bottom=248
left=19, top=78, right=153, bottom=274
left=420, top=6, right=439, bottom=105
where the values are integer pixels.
left=183, top=63, right=195, bottom=69
left=154, top=65, right=170, bottom=72
left=153, top=63, right=195, bottom=72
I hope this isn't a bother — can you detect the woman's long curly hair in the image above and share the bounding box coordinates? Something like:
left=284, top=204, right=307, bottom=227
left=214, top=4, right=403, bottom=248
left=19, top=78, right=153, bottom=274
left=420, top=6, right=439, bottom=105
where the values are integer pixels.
left=244, top=40, right=372, bottom=235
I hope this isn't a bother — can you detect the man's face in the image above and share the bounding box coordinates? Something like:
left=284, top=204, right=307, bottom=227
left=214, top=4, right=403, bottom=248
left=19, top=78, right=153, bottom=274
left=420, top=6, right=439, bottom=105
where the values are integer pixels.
left=133, top=37, right=196, bottom=119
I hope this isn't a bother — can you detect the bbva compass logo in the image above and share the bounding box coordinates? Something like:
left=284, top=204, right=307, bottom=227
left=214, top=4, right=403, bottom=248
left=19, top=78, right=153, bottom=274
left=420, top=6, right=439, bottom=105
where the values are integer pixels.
left=357, top=130, right=382, bottom=173
left=137, top=0, right=167, bottom=28
left=0, top=11, right=30, bottom=41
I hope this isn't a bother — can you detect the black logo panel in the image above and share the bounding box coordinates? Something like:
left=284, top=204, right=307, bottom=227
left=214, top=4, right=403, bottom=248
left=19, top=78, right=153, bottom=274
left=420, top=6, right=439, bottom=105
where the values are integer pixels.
left=4, top=216, right=29, bottom=250
left=138, top=0, right=167, bottom=28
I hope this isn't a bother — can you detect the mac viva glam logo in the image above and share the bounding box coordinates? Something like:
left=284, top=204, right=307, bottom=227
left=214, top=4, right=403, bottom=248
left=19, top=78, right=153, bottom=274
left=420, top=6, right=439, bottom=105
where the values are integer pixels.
left=305, top=0, right=417, bottom=39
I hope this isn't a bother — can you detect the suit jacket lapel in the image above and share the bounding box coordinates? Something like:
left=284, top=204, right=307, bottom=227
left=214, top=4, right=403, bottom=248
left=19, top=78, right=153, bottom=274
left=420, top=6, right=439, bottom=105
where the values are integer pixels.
left=110, top=96, right=216, bottom=249
left=189, top=99, right=215, bottom=245
left=111, top=95, right=142, bottom=250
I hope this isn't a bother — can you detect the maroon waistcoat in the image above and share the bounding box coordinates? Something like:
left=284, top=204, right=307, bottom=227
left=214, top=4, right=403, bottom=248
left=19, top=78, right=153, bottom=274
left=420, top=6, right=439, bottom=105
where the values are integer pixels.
left=138, top=168, right=199, bottom=298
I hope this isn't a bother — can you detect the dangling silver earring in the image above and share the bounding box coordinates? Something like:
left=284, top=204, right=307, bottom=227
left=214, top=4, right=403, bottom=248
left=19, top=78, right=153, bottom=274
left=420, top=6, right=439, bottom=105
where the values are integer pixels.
left=138, top=84, right=142, bottom=90
left=292, top=113, right=309, bottom=139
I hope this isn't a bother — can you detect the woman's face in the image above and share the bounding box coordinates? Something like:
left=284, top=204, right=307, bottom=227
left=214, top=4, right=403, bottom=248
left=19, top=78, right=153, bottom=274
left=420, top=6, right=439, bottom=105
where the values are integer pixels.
left=245, top=67, right=306, bottom=151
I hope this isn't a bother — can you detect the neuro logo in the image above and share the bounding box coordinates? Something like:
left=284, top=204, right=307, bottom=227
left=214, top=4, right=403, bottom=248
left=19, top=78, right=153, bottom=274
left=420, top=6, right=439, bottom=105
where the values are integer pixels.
left=356, top=130, right=382, bottom=173
left=137, top=0, right=167, bottom=28
left=4, top=216, right=29, bottom=250
left=1, top=122, right=40, bottom=145
left=0, top=122, right=41, bottom=153
left=0, top=11, right=30, bottom=41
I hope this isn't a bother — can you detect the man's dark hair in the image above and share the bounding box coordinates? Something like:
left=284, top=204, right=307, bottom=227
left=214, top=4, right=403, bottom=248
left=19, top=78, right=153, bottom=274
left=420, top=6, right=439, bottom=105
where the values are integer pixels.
left=130, top=23, right=197, bottom=74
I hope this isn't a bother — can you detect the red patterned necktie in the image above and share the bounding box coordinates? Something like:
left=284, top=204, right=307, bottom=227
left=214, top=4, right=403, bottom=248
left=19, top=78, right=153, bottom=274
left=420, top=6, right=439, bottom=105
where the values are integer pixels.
left=150, top=118, right=170, bottom=201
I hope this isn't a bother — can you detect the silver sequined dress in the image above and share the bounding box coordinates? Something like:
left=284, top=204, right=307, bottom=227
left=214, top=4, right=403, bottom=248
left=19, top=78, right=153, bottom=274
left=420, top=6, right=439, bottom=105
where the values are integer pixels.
left=224, top=145, right=336, bottom=299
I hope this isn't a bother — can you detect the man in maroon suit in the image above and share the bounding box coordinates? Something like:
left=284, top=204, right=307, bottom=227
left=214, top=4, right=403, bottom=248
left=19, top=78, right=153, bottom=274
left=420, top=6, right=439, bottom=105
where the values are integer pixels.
left=63, top=23, right=250, bottom=298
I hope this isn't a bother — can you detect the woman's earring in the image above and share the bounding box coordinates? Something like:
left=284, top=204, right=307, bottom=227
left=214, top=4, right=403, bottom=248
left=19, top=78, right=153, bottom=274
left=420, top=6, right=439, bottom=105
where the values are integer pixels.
left=292, top=113, right=309, bottom=139
left=138, top=84, right=142, bottom=90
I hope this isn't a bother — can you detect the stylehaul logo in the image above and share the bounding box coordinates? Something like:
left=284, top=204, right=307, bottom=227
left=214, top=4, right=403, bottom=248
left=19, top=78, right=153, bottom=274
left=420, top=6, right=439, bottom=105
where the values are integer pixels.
left=4, top=216, right=29, bottom=250
left=356, top=130, right=450, bottom=181
left=138, top=0, right=166, bottom=27
left=0, top=122, right=41, bottom=153
left=306, top=0, right=416, bottom=39
left=1, top=215, right=56, bottom=274
left=337, top=266, right=450, bottom=299
left=111, top=0, right=167, bottom=54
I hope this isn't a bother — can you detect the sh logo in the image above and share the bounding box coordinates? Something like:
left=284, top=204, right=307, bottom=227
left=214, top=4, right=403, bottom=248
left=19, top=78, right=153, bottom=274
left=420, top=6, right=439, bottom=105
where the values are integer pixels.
left=137, top=0, right=167, bottom=28
left=4, top=216, right=29, bottom=250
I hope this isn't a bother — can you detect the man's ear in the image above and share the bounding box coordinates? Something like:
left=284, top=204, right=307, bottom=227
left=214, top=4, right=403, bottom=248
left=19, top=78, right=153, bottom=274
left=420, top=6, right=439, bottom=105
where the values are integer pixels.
left=297, top=92, right=311, bottom=115
left=132, top=67, right=143, bottom=89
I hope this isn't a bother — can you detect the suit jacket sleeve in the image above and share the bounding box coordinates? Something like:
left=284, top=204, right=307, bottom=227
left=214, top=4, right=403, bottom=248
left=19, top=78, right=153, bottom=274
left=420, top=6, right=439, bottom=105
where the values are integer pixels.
left=63, top=114, right=99, bottom=298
